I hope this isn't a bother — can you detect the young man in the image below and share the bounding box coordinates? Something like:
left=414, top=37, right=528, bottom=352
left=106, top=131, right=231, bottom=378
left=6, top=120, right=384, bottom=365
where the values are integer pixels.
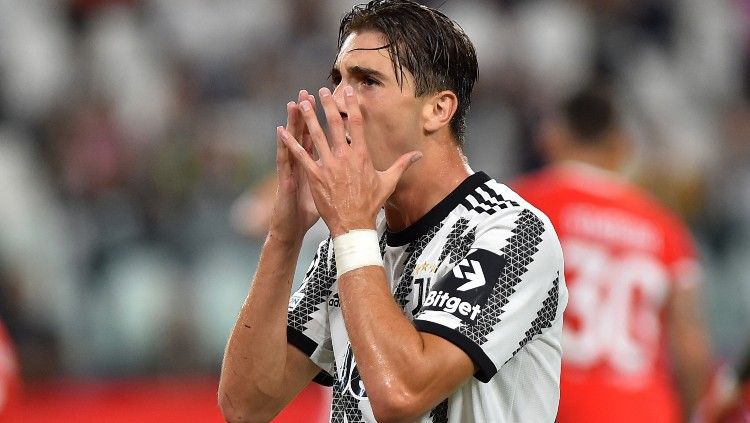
left=219, top=1, right=566, bottom=422
left=513, top=87, right=712, bottom=422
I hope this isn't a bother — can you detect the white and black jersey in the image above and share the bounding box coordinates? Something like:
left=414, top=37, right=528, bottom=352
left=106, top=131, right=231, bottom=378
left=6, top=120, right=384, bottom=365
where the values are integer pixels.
left=287, top=172, right=568, bottom=423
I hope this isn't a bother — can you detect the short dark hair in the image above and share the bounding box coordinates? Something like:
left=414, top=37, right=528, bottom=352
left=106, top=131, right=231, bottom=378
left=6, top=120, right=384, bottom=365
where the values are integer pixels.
left=562, top=87, right=619, bottom=144
left=337, top=0, right=478, bottom=146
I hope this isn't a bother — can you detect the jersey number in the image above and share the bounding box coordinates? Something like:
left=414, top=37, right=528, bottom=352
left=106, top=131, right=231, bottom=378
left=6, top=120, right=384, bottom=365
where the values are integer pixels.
left=562, top=237, right=669, bottom=376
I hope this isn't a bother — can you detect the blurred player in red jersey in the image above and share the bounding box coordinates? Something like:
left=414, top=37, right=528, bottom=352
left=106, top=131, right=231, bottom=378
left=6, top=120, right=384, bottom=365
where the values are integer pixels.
left=0, top=319, right=20, bottom=420
left=513, top=87, right=713, bottom=422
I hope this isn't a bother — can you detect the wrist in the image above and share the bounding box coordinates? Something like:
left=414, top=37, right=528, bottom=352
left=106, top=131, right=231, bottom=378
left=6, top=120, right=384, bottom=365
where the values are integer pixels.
left=333, top=229, right=383, bottom=277
left=266, top=227, right=304, bottom=249
left=330, top=219, right=376, bottom=238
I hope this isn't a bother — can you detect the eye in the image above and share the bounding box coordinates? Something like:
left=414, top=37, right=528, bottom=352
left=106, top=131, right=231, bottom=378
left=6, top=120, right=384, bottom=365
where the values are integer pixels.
left=362, top=76, right=379, bottom=87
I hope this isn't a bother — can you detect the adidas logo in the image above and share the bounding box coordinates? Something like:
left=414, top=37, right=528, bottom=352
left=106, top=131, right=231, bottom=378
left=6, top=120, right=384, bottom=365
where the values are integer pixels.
left=328, top=293, right=340, bottom=308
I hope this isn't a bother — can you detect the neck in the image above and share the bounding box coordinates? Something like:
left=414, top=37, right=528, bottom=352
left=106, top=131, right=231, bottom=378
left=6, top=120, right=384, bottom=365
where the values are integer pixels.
left=559, top=146, right=624, bottom=173
left=383, top=140, right=470, bottom=232
left=553, top=133, right=628, bottom=173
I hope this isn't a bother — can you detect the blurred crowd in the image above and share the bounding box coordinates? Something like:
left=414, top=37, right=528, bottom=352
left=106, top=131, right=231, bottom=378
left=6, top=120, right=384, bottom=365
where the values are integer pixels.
left=0, top=0, right=749, bottom=383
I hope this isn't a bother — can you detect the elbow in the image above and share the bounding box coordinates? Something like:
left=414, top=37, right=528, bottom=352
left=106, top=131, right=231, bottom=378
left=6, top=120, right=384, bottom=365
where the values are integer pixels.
left=369, top=389, right=423, bottom=423
left=219, top=410, right=250, bottom=423
left=217, top=393, right=251, bottom=423
left=218, top=389, right=276, bottom=423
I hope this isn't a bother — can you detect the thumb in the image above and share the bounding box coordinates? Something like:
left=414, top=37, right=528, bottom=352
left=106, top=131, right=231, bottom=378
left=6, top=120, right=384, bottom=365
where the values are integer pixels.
left=382, top=151, right=423, bottom=186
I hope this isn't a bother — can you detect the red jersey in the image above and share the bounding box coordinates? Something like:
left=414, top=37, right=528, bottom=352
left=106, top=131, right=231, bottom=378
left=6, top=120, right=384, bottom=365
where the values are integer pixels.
left=513, top=163, right=701, bottom=423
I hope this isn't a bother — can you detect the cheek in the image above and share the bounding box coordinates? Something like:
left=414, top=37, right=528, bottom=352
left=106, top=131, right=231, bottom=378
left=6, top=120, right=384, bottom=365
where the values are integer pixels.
left=362, top=99, right=419, bottom=140
left=359, top=96, right=422, bottom=169
left=361, top=112, right=404, bottom=168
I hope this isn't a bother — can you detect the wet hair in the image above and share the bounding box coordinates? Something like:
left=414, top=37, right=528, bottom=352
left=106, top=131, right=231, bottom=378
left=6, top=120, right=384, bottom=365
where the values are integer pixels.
left=337, top=0, right=478, bottom=146
left=562, top=87, right=619, bottom=145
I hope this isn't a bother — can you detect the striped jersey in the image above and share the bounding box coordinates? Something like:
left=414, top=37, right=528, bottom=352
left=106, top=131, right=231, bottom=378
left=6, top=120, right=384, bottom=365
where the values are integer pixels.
left=287, top=171, right=568, bottom=422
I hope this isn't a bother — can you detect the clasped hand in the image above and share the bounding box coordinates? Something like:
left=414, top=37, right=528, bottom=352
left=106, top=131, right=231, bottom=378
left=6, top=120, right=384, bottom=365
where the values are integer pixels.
left=277, top=86, right=421, bottom=238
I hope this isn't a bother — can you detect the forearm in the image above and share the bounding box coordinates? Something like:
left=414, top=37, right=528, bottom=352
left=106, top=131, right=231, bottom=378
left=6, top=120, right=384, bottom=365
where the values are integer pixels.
left=338, top=266, right=450, bottom=420
left=219, top=232, right=303, bottom=416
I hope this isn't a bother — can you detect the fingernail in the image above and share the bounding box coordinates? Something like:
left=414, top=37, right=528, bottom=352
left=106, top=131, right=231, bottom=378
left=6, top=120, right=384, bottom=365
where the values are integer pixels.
left=344, top=86, right=354, bottom=96
left=319, top=87, right=331, bottom=97
left=277, top=126, right=288, bottom=138
left=411, top=152, right=423, bottom=163
left=300, top=101, right=311, bottom=111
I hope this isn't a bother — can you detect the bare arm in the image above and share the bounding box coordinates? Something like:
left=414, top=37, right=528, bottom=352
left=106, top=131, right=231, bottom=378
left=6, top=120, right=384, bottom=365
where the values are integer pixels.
left=668, top=280, right=712, bottom=419
left=219, top=234, right=322, bottom=423
left=338, top=266, right=475, bottom=422
left=219, top=91, right=324, bottom=423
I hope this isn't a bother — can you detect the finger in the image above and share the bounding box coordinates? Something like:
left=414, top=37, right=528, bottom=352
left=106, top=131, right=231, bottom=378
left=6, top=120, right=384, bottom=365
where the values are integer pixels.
left=286, top=101, right=303, bottom=141
left=299, top=99, right=332, bottom=161
left=276, top=126, right=292, bottom=179
left=288, top=90, right=316, bottom=142
left=302, top=131, right=317, bottom=159
left=277, top=126, right=320, bottom=176
left=292, top=103, right=314, bottom=155
left=342, top=85, right=367, bottom=155
left=382, top=151, right=423, bottom=187
left=299, top=90, right=317, bottom=117
left=319, top=87, right=347, bottom=153
left=306, top=92, right=317, bottom=110
left=299, top=91, right=318, bottom=157
left=300, top=90, right=317, bottom=154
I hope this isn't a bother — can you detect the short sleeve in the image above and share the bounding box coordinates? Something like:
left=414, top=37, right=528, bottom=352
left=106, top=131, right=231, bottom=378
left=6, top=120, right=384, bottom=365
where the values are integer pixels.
left=287, top=238, right=336, bottom=384
left=414, top=208, right=565, bottom=382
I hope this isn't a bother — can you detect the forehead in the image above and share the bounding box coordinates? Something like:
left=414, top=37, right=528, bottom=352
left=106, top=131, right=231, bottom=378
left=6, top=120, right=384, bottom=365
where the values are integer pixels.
left=335, top=31, right=393, bottom=71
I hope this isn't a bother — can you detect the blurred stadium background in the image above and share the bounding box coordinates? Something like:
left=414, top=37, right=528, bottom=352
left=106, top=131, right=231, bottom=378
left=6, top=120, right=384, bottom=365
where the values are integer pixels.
left=0, top=0, right=748, bottom=421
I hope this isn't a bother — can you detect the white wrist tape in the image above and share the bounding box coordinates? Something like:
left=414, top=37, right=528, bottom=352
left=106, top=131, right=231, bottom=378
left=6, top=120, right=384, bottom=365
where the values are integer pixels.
left=333, top=229, right=384, bottom=277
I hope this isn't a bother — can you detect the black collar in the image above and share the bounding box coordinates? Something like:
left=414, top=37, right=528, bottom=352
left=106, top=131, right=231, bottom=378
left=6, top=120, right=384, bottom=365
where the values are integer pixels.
left=385, top=172, right=490, bottom=247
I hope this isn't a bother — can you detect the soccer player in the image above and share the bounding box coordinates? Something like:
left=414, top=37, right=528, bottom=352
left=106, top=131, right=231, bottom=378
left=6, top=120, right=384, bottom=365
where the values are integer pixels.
left=219, top=1, right=567, bottom=422
left=513, top=87, right=712, bottom=422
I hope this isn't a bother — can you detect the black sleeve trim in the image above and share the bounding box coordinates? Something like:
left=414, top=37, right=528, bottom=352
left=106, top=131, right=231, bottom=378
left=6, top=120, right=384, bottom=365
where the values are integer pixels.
left=286, top=327, right=334, bottom=386
left=415, top=320, right=498, bottom=383
left=312, top=371, right=334, bottom=386
left=287, top=326, right=318, bottom=357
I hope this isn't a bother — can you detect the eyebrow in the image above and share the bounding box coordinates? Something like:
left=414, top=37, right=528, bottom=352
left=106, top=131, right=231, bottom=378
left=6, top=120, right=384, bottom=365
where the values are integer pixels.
left=330, top=65, right=390, bottom=83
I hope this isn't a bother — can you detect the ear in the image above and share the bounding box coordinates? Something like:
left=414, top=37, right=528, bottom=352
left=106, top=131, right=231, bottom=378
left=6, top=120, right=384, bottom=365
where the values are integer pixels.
left=422, top=90, right=458, bottom=133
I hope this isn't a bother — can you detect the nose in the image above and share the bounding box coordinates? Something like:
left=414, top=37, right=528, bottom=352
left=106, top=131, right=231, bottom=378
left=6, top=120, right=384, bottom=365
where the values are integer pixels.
left=332, top=84, right=349, bottom=119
